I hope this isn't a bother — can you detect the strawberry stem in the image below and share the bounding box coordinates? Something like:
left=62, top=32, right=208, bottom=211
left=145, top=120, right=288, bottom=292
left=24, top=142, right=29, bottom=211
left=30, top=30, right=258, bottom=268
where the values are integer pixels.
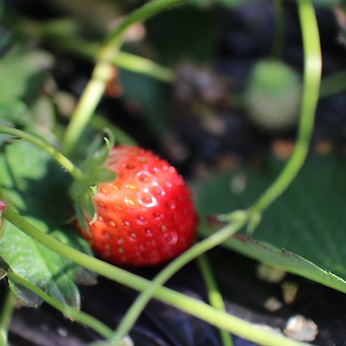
left=2, top=204, right=304, bottom=346
left=197, top=254, right=234, bottom=346
left=62, top=0, right=189, bottom=156
left=112, top=51, right=174, bottom=83
left=270, top=0, right=284, bottom=60
left=12, top=16, right=174, bottom=83
left=248, top=0, right=321, bottom=218
left=0, top=290, right=16, bottom=345
left=0, top=125, right=85, bottom=182
left=109, top=216, right=247, bottom=344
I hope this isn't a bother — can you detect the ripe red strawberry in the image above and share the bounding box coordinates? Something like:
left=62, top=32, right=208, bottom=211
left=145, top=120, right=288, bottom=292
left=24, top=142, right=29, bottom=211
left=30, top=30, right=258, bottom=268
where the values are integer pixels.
left=77, top=145, right=197, bottom=266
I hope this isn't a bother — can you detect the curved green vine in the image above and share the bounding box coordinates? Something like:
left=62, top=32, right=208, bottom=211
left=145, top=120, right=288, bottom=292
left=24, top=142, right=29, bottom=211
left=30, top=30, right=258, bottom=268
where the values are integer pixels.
left=0, top=125, right=84, bottom=182
left=0, top=0, right=322, bottom=345
left=2, top=204, right=303, bottom=346
left=247, top=0, right=321, bottom=221
left=62, top=0, right=189, bottom=156
left=0, top=290, right=15, bottom=346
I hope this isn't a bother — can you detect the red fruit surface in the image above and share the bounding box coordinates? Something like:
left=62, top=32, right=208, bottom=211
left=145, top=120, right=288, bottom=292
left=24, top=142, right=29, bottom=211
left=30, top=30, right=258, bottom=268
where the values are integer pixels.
left=77, top=145, right=197, bottom=266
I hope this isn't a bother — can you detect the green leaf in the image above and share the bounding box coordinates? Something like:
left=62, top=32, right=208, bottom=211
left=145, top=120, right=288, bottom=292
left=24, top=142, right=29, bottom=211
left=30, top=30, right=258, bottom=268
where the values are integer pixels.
left=0, top=47, right=54, bottom=102
left=195, top=152, right=346, bottom=292
left=0, top=139, right=93, bottom=307
left=0, top=97, right=59, bottom=148
left=0, top=98, right=29, bottom=126
left=31, top=95, right=56, bottom=131
left=1, top=210, right=82, bottom=308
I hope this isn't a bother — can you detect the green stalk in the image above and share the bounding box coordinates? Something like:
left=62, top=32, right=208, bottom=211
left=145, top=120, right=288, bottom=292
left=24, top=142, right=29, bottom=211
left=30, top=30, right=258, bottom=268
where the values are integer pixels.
left=7, top=271, right=113, bottom=339
left=62, top=0, right=188, bottom=156
left=113, top=51, right=174, bottom=82
left=61, top=39, right=174, bottom=82
left=16, top=17, right=174, bottom=83
left=0, top=125, right=84, bottom=182
left=2, top=205, right=304, bottom=346
left=101, top=2, right=320, bottom=342
left=197, top=255, right=233, bottom=346
left=271, top=0, right=284, bottom=59
left=99, top=0, right=189, bottom=61
left=248, top=0, right=321, bottom=216
left=109, top=219, right=246, bottom=344
left=0, top=290, right=16, bottom=346
left=62, top=60, right=113, bottom=156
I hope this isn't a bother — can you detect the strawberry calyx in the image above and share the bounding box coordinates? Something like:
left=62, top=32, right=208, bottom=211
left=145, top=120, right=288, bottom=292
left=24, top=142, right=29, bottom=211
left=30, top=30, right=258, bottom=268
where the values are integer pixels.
left=70, top=132, right=117, bottom=232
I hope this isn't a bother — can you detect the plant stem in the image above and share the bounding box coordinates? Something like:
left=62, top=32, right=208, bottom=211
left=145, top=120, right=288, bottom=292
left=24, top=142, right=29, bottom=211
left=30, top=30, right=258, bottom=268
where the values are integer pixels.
left=110, top=219, right=246, bottom=344
left=17, top=17, right=174, bottom=83
left=271, top=0, right=284, bottom=60
left=113, top=51, right=174, bottom=82
left=197, top=255, right=233, bottom=346
left=62, top=60, right=114, bottom=156
left=62, top=39, right=174, bottom=82
left=62, top=0, right=188, bottom=156
left=0, top=290, right=16, bottom=346
left=6, top=271, right=113, bottom=339
left=99, top=0, right=189, bottom=61
left=249, top=0, right=321, bottom=215
left=0, top=125, right=84, bottom=182
left=2, top=205, right=304, bottom=346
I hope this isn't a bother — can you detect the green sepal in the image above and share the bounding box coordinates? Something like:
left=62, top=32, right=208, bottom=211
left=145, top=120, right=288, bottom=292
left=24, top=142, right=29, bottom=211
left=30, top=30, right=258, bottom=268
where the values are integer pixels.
left=91, top=167, right=117, bottom=185
left=81, top=192, right=97, bottom=225
left=70, top=130, right=116, bottom=232
left=84, top=128, right=114, bottom=168
left=74, top=202, right=91, bottom=234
